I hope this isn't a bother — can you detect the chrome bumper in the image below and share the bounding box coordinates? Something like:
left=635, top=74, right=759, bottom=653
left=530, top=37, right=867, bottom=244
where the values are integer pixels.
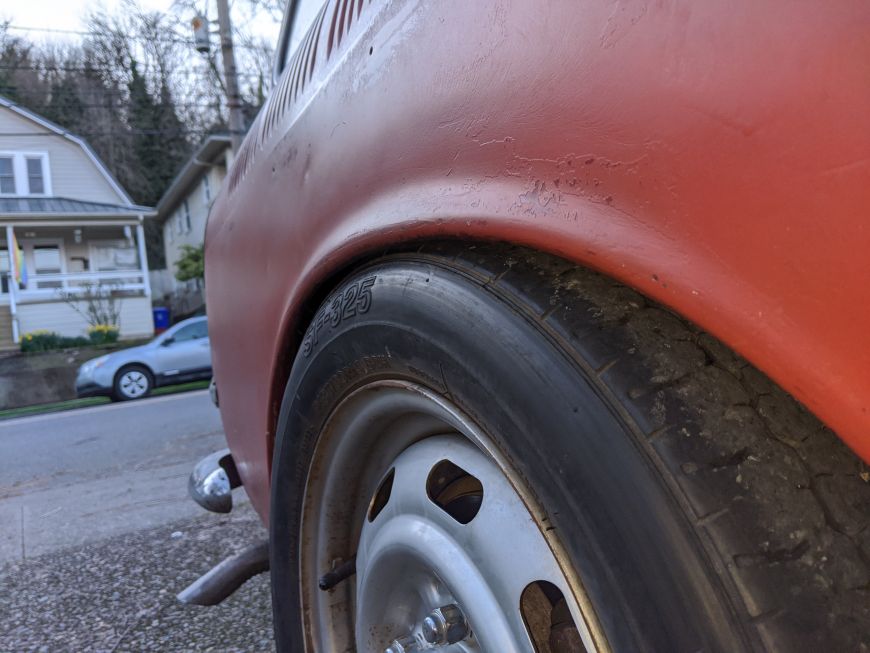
left=188, top=449, right=242, bottom=513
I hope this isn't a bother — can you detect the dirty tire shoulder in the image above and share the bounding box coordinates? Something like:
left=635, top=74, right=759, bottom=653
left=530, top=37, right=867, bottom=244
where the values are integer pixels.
left=415, top=241, right=870, bottom=652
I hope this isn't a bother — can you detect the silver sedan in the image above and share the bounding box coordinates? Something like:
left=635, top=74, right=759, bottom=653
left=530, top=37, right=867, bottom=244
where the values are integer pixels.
left=75, top=316, right=212, bottom=401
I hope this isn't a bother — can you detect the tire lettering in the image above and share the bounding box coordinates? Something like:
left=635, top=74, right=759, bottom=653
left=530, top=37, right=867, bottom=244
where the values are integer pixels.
left=302, top=275, right=377, bottom=357
left=357, top=277, right=375, bottom=313
left=342, top=285, right=359, bottom=319
left=330, top=296, right=342, bottom=327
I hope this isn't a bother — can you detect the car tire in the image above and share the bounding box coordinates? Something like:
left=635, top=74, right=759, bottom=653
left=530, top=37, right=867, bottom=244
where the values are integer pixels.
left=112, top=364, right=153, bottom=401
left=270, top=243, right=870, bottom=652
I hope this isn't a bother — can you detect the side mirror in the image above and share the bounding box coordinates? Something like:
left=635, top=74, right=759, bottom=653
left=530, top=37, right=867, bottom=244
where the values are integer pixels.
left=162, top=336, right=175, bottom=347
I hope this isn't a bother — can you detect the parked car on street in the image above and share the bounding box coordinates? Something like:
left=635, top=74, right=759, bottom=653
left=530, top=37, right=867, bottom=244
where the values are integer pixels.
left=188, top=2, right=870, bottom=652
left=76, top=316, right=210, bottom=401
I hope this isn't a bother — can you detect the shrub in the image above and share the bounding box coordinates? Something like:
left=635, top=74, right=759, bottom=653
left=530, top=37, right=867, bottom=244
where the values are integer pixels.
left=88, top=324, right=120, bottom=345
left=20, top=330, right=90, bottom=353
left=175, top=244, right=204, bottom=282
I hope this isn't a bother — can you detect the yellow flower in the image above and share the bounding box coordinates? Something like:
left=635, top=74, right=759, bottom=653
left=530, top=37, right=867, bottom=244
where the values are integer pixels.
left=88, top=324, right=118, bottom=334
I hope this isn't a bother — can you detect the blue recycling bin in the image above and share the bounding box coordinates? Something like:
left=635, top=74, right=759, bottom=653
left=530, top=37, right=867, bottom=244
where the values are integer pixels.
left=153, top=307, right=171, bottom=334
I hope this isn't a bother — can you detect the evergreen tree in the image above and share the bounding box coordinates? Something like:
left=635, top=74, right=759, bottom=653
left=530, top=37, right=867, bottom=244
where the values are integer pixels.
left=43, top=73, right=85, bottom=129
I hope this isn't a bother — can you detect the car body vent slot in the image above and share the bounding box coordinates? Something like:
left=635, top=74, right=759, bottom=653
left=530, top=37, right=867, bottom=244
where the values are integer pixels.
left=227, top=136, right=252, bottom=193
left=306, top=5, right=328, bottom=83
left=228, top=3, right=329, bottom=195
left=259, top=2, right=326, bottom=147
left=228, top=0, right=374, bottom=196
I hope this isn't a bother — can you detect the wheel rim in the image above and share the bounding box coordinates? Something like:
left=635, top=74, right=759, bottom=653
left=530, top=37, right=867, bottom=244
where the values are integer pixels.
left=297, top=380, right=603, bottom=653
left=120, top=370, right=148, bottom=398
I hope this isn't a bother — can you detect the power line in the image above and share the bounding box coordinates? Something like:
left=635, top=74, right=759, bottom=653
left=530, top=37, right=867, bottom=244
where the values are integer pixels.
left=0, top=63, right=265, bottom=79
left=6, top=101, right=232, bottom=110
left=0, top=129, right=227, bottom=137
left=3, top=24, right=272, bottom=52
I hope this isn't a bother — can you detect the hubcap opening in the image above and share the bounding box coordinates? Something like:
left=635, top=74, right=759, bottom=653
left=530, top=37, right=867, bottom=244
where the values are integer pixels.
left=521, top=581, right=587, bottom=653
left=368, top=467, right=395, bottom=522
left=426, top=459, right=483, bottom=524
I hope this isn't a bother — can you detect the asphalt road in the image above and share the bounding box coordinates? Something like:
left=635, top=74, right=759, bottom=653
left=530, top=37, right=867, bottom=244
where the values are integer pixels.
left=0, top=391, right=274, bottom=651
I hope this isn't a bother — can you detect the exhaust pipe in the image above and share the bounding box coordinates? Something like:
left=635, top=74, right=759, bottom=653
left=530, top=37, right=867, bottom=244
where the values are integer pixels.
left=177, top=539, right=269, bottom=606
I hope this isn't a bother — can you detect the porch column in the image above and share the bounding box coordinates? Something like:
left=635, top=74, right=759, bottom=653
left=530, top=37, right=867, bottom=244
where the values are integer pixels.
left=136, top=220, right=152, bottom=298
left=4, top=224, right=20, bottom=343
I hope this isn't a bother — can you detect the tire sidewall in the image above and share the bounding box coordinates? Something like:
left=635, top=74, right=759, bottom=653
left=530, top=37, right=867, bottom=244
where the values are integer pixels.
left=270, top=258, right=743, bottom=652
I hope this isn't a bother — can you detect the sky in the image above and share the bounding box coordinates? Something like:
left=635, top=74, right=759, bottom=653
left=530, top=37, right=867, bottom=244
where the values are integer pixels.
left=2, top=0, right=282, bottom=47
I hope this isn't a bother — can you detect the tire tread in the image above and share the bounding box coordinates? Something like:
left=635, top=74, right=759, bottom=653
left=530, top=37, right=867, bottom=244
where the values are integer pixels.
left=410, top=241, right=870, bottom=652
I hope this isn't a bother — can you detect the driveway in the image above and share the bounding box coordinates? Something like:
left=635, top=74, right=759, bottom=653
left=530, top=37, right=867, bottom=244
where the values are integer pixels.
left=0, top=391, right=274, bottom=651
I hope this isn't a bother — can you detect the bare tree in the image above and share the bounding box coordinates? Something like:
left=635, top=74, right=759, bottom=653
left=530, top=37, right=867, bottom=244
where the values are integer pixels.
left=56, top=283, right=124, bottom=328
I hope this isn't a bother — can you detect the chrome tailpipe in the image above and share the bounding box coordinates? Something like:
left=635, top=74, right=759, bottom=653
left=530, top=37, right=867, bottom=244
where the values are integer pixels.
left=188, top=448, right=241, bottom=514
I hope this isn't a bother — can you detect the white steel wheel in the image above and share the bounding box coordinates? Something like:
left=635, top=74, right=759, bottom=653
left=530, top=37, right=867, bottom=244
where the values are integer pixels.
left=298, top=381, right=596, bottom=653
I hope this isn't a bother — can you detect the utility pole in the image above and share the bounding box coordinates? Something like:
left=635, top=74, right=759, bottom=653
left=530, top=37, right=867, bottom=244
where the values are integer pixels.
left=214, top=0, right=246, bottom=153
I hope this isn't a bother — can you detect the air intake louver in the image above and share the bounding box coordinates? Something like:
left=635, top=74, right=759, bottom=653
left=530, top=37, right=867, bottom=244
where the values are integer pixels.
left=230, top=1, right=374, bottom=193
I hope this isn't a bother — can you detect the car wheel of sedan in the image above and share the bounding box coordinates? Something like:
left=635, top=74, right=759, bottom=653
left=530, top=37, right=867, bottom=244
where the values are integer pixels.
left=270, top=244, right=869, bottom=652
left=112, top=365, right=153, bottom=401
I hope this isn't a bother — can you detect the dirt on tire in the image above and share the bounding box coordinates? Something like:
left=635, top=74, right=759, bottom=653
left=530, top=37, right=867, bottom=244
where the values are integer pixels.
left=419, top=242, right=870, bottom=651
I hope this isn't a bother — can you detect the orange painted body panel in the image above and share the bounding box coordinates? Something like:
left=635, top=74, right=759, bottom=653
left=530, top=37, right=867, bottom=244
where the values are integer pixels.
left=205, top=0, right=870, bottom=522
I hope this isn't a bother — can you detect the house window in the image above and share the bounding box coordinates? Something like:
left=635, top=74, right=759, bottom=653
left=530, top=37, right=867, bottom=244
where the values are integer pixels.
left=0, top=157, right=14, bottom=194
left=183, top=200, right=192, bottom=233
left=26, top=157, right=44, bottom=194
left=33, top=244, right=62, bottom=288
left=203, top=175, right=211, bottom=204
left=167, top=220, right=175, bottom=244
left=0, top=152, right=50, bottom=195
left=91, top=240, right=138, bottom=271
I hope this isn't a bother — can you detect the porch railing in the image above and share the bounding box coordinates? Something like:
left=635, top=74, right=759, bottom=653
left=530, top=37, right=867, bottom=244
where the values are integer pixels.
left=14, top=270, right=148, bottom=302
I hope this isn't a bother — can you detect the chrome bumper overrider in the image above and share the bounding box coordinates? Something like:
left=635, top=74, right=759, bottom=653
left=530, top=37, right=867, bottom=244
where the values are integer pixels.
left=188, top=448, right=241, bottom=513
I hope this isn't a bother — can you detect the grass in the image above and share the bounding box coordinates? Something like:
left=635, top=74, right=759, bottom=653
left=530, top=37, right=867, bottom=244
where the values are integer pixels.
left=0, top=380, right=211, bottom=421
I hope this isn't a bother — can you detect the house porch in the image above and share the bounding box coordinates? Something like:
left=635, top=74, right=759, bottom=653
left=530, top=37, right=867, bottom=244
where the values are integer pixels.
left=0, top=220, right=154, bottom=348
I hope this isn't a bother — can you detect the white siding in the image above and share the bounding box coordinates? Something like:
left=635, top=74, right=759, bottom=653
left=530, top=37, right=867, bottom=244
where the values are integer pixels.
left=18, top=296, right=154, bottom=339
left=0, top=107, right=127, bottom=204
left=163, top=163, right=227, bottom=286
left=149, top=269, right=175, bottom=298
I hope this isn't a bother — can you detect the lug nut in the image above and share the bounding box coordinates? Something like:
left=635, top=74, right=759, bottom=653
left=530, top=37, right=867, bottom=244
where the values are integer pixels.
left=384, top=634, right=417, bottom=653
left=421, top=603, right=469, bottom=645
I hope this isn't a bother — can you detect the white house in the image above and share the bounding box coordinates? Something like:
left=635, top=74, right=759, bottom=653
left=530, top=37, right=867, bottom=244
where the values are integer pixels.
left=154, top=134, right=232, bottom=317
left=0, top=95, right=155, bottom=349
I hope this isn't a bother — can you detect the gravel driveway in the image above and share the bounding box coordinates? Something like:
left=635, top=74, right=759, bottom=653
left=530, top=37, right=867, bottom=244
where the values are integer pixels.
left=0, top=505, right=274, bottom=652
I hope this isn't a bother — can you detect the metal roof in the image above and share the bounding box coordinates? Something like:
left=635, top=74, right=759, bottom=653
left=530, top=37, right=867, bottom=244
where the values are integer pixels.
left=0, top=196, right=154, bottom=217
left=155, top=135, right=232, bottom=223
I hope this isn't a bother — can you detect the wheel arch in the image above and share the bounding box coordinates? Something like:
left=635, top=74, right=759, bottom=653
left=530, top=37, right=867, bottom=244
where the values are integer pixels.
left=113, top=361, right=156, bottom=385
left=263, top=228, right=867, bottom=481
left=207, top=191, right=867, bottom=523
